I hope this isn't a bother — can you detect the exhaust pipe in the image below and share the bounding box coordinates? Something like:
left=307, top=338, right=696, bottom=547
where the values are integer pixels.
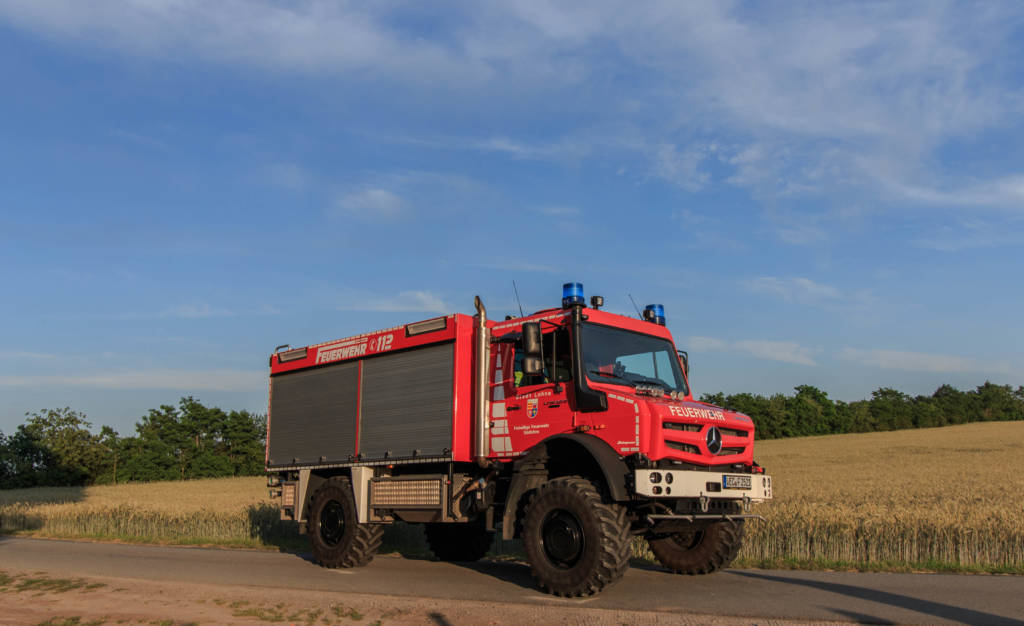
left=473, top=296, right=491, bottom=466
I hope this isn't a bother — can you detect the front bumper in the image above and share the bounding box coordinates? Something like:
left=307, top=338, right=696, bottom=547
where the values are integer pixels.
left=635, top=469, right=772, bottom=502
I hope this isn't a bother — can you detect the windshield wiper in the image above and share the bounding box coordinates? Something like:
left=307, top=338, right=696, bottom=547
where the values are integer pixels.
left=630, top=374, right=671, bottom=388
left=588, top=369, right=633, bottom=385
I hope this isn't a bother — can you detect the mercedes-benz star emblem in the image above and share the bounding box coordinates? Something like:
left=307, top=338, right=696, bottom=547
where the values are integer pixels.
left=706, top=426, right=723, bottom=455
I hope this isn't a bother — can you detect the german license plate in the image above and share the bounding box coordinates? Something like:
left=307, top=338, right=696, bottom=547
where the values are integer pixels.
left=723, top=475, right=751, bottom=490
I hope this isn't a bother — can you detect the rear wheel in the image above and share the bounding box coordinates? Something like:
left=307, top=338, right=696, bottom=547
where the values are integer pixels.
left=646, top=520, right=745, bottom=575
left=425, top=522, right=493, bottom=561
left=308, top=477, right=383, bottom=568
left=522, top=477, right=631, bottom=597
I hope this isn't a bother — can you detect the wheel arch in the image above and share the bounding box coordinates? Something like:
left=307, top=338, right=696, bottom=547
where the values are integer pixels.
left=299, top=468, right=352, bottom=528
left=542, top=434, right=630, bottom=502
left=501, top=434, right=630, bottom=540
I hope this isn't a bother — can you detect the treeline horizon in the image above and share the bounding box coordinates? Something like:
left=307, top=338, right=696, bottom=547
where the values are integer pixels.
left=0, top=397, right=265, bottom=489
left=700, top=381, right=1024, bottom=439
left=1, top=381, right=1022, bottom=489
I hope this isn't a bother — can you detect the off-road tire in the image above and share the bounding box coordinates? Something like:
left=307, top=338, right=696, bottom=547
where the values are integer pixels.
left=308, top=477, right=384, bottom=568
left=646, top=520, right=745, bottom=575
left=522, top=476, right=631, bottom=597
left=424, top=522, right=494, bottom=562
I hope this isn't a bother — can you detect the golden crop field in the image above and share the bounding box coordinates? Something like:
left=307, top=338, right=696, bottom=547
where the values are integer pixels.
left=2, top=422, right=1022, bottom=572
left=0, top=476, right=288, bottom=547
left=731, top=421, right=1024, bottom=571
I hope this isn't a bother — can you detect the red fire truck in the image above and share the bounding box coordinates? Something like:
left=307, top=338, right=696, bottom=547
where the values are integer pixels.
left=267, top=283, right=771, bottom=596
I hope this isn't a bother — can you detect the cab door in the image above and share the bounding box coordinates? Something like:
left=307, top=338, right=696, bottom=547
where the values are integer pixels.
left=503, top=325, right=575, bottom=452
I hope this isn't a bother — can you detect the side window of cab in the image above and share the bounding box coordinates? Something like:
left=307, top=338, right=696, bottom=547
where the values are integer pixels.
left=512, top=328, right=571, bottom=388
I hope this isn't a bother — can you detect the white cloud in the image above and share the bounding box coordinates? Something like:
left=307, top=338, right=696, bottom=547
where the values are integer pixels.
left=743, top=276, right=874, bottom=308
left=686, top=336, right=728, bottom=352
left=650, top=143, right=711, bottom=191
left=0, top=0, right=488, bottom=83
left=0, top=369, right=263, bottom=391
left=338, top=290, right=449, bottom=314
left=877, top=174, right=1024, bottom=210
left=839, top=348, right=1013, bottom=374
left=733, top=340, right=819, bottom=367
left=364, top=131, right=597, bottom=163
left=327, top=170, right=485, bottom=223
left=912, top=218, right=1024, bottom=251
left=686, top=335, right=819, bottom=366
left=3, top=1, right=1022, bottom=213
left=334, top=188, right=407, bottom=221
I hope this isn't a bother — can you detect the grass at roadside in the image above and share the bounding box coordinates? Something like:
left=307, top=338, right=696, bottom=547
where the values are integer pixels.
left=2, top=422, right=1022, bottom=573
left=0, top=569, right=106, bottom=595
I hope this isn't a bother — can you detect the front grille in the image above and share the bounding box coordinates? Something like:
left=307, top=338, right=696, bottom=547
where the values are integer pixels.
left=720, top=427, right=749, bottom=438
left=662, top=421, right=750, bottom=459
left=665, top=440, right=700, bottom=454
left=663, top=422, right=702, bottom=432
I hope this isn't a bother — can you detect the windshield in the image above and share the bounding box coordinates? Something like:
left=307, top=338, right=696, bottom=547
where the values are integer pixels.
left=581, top=323, right=688, bottom=395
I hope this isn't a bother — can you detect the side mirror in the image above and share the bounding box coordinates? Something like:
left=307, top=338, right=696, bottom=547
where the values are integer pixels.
left=522, top=322, right=544, bottom=375
left=678, top=350, right=689, bottom=376
left=523, top=323, right=542, bottom=356
left=522, top=356, right=543, bottom=376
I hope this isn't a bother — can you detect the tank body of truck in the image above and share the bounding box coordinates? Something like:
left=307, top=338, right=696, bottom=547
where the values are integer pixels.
left=267, top=284, right=771, bottom=596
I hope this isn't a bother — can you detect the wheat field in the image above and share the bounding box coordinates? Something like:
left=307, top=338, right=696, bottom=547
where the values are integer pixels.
left=731, top=421, right=1024, bottom=571
left=0, top=476, right=287, bottom=547
left=2, top=422, right=1022, bottom=571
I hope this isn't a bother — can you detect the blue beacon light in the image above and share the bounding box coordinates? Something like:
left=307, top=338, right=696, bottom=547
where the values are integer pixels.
left=562, top=282, right=585, bottom=308
left=644, top=304, right=666, bottom=325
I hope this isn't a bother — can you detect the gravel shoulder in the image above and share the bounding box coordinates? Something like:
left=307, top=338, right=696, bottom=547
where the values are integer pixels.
left=0, top=567, right=830, bottom=626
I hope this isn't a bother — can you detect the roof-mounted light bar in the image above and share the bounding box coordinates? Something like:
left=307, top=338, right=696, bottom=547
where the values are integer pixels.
left=562, top=282, right=585, bottom=308
left=644, top=304, right=666, bottom=326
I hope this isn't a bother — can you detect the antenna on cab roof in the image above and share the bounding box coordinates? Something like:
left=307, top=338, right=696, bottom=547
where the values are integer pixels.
left=628, top=293, right=642, bottom=318
left=512, top=280, right=525, bottom=318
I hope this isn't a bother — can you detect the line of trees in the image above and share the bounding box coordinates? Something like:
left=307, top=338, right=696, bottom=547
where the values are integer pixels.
left=0, top=397, right=265, bottom=489
left=1, top=382, right=1022, bottom=489
left=700, top=382, right=1024, bottom=439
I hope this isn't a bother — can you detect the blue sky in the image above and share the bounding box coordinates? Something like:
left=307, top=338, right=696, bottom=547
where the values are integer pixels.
left=1, top=1, right=1022, bottom=435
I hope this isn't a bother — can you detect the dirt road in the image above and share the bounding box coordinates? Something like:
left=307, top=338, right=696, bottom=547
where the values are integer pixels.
left=1, top=536, right=1021, bottom=624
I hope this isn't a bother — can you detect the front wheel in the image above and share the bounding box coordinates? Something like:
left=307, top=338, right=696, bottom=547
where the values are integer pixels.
left=308, top=477, right=384, bottom=568
left=646, top=520, right=745, bottom=575
left=522, top=477, right=631, bottom=597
